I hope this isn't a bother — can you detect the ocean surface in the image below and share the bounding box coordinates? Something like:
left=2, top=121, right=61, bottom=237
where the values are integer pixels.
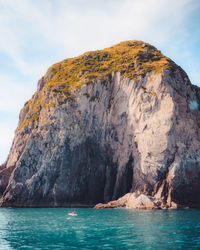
left=0, top=208, right=200, bottom=249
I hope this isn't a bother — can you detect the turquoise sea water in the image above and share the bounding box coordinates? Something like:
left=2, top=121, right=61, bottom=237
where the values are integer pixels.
left=0, top=208, right=200, bottom=249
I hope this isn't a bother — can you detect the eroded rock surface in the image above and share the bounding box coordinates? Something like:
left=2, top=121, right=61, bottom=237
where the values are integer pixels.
left=0, top=41, right=200, bottom=208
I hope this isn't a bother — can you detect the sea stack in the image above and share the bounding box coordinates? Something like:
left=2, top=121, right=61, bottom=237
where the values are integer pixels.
left=0, top=41, right=200, bottom=208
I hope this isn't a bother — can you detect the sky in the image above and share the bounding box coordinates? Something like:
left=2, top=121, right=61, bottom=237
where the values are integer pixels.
left=0, top=0, right=200, bottom=163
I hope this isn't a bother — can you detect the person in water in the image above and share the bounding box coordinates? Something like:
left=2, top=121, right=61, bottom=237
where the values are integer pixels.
left=72, top=209, right=75, bottom=214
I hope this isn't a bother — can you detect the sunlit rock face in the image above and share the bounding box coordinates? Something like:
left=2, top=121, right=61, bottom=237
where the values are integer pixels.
left=0, top=41, right=200, bottom=208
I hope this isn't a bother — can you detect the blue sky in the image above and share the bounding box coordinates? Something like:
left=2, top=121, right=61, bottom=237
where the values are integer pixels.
left=0, top=0, right=200, bottom=163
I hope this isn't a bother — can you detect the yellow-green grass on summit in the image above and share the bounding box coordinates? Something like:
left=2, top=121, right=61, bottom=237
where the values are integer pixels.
left=46, top=40, right=174, bottom=93
left=18, top=40, right=176, bottom=130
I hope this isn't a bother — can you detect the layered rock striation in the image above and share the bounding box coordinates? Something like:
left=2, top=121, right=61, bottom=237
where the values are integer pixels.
left=0, top=41, right=200, bottom=208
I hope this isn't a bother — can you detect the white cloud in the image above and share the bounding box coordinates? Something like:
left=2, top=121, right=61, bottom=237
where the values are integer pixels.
left=0, top=122, right=16, bottom=164
left=0, top=127, right=14, bottom=146
left=0, top=75, right=35, bottom=113
left=0, top=0, right=199, bottom=65
left=0, top=134, right=13, bottom=163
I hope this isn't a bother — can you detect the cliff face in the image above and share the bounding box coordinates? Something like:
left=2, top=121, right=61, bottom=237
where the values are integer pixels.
left=0, top=41, right=200, bottom=208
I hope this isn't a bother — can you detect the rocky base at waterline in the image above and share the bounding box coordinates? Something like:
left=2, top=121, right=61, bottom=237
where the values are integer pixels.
left=94, top=193, right=189, bottom=210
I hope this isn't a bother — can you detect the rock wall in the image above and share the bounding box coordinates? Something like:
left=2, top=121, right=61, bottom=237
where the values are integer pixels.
left=0, top=44, right=200, bottom=208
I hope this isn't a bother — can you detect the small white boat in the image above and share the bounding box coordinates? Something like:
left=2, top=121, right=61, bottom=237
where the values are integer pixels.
left=68, top=213, right=78, bottom=216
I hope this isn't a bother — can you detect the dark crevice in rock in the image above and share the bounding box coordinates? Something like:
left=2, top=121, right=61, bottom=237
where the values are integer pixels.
left=113, top=155, right=134, bottom=200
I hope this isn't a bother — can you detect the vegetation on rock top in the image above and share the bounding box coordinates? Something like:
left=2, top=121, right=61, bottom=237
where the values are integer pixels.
left=18, top=40, right=177, bottom=130
left=46, top=40, right=174, bottom=92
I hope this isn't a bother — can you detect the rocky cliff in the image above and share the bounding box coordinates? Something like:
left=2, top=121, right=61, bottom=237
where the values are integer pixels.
left=0, top=41, right=200, bottom=208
